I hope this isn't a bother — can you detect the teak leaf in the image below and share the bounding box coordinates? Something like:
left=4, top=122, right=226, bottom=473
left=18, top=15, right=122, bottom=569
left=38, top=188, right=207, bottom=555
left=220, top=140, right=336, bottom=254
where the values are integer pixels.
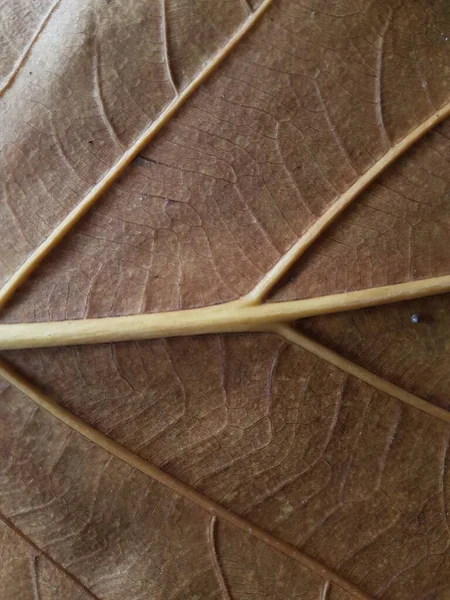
left=1, top=1, right=450, bottom=599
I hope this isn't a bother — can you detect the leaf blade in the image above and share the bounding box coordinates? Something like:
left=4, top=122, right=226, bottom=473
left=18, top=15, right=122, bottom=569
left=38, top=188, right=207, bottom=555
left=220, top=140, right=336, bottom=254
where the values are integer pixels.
left=0, top=0, right=273, bottom=310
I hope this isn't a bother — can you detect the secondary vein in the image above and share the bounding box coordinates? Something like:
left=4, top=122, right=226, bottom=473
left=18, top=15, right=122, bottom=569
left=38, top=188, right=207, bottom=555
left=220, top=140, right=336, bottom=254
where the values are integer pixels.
left=0, top=512, right=102, bottom=600
left=274, top=324, right=450, bottom=425
left=244, top=100, right=450, bottom=304
left=0, top=0, right=274, bottom=313
left=0, top=357, right=372, bottom=600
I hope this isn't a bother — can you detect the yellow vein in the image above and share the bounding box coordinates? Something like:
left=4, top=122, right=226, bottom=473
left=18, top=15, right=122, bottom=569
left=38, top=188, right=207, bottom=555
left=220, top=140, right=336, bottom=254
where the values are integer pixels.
left=274, top=324, right=450, bottom=425
left=0, top=275, right=448, bottom=350
left=0, top=0, right=62, bottom=96
left=244, top=101, right=450, bottom=304
left=0, top=0, right=273, bottom=312
left=0, top=358, right=372, bottom=600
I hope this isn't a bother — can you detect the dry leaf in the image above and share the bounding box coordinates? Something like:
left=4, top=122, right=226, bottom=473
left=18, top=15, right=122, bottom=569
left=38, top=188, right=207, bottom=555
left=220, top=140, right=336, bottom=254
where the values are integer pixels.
left=1, top=1, right=450, bottom=599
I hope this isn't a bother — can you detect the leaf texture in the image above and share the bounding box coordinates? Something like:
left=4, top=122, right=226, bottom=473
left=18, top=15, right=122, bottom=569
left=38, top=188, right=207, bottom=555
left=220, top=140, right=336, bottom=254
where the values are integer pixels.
left=301, top=294, right=450, bottom=410
left=1, top=1, right=450, bottom=599
left=271, top=121, right=450, bottom=301
left=2, top=0, right=450, bottom=320
left=0, top=382, right=360, bottom=600
left=0, top=517, right=94, bottom=600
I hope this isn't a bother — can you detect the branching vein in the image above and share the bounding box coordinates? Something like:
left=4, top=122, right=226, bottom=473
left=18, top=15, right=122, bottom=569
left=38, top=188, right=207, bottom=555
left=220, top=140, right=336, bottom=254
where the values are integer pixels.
left=273, top=324, right=450, bottom=425
left=209, top=516, right=232, bottom=600
left=161, top=0, right=178, bottom=96
left=321, top=580, right=331, bottom=600
left=375, top=9, right=392, bottom=146
left=0, top=275, right=448, bottom=350
left=243, top=101, right=450, bottom=304
left=0, top=357, right=372, bottom=600
left=0, top=0, right=274, bottom=312
left=0, top=512, right=101, bottom=600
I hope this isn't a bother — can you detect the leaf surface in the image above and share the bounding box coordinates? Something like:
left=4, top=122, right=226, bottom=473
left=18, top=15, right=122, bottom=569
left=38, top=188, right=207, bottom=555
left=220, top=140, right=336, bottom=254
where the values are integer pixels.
left=1, top=1, right=450, bottom=599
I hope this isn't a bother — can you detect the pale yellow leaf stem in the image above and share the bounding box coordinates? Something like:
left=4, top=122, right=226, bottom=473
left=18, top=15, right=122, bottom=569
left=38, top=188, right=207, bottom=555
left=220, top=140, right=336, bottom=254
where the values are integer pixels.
left=0, top=275, right=448, bottom=350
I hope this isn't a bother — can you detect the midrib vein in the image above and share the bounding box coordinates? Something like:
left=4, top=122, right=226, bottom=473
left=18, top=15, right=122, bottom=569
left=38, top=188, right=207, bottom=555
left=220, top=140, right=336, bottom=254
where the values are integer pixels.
left=1, top=275, right=448, bottom=350
left=0, top=357, right=372, bottom=600
left=0, top=0, right=273, bottom=312
left=0, top=512, right=102, bottom=600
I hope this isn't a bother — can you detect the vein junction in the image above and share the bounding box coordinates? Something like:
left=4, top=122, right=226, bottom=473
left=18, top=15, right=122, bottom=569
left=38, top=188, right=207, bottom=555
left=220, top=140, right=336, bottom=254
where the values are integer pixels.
left=0, top=274, right=448, bottom=351
left=0, top=103, right=449, bottom=424
left=0, top=11, right=450, bottom=597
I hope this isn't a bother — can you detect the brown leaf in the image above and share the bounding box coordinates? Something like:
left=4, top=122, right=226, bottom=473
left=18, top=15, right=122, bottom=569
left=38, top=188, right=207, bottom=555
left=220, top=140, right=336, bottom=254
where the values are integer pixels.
left=1, top=1, right=450, bottom=599
left=301, top=294, right=450, bottom=410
